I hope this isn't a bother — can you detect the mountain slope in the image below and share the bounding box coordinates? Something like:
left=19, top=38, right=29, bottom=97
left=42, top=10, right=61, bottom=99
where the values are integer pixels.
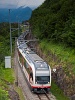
left=0, top=6, right=32, bottom=23
left=30, top=0, right=75, bottom=47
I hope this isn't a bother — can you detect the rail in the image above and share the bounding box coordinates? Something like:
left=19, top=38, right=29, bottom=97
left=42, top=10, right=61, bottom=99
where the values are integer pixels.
left=37, top=89, right=51, bottom=100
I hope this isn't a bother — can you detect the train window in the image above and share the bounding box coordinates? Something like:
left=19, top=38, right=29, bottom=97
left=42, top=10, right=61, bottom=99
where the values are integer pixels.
left=36, top=76, right=50, bottom=84
left=24, top=60, right=30, bottom=74
left=29, top=72, right=33, bottom=83
left=24, top=61, right=32, bottom=76
left=30, top=72, right=33, bottom=81
left=24, top=59, right=26, bottom=66
left=19, top=52, right=23, bottom=63
left=35, top=62, right=49, bottom=70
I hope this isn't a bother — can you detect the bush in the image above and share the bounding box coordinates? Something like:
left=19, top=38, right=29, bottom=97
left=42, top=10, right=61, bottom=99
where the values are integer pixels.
left=0, top=88, right=9, bottom=100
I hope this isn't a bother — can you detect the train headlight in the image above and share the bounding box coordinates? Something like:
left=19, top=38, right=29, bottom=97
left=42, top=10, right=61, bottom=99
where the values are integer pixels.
left=48, top=82, right=50, bottom=84
left=36, top=82, right=37, bottom=84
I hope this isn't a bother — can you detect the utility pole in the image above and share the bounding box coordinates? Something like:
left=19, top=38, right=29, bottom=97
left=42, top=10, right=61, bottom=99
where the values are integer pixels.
left=9, top=9, right=20, bottom=54
left=9, top=9, right=12, bottom=55
left=18, top=21, right=19, bottom=36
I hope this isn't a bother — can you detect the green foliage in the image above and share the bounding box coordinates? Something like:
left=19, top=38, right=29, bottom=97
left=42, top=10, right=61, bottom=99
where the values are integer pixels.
left=1, top=68, right=14, bottom=83
left=0, top=23, right=10, bottom=65
left=39, top=39, right=75, bottom=74
left=0, top=23, right=9, bottom=37
left=30, top=0, right=75, bottom=47
left=0, top=88, right=9, bottom=100
left=51, top=81, right=69, bottom=100
left=0, top=22, right=17, bottom=99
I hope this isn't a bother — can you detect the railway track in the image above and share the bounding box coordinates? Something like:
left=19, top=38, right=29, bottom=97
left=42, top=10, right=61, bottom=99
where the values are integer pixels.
left=38, top=93, right=50, bottom=100
left=37, top=89, right=51, bottom=100
left=14, top=33, right=56, bottom=100
left=14, top=50, right=56, bottom=100
left=32, top=92, right=56, bottom=100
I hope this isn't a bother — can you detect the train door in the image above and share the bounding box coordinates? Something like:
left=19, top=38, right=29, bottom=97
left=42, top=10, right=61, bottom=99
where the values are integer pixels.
left=29, top=72, right=33, bottom=84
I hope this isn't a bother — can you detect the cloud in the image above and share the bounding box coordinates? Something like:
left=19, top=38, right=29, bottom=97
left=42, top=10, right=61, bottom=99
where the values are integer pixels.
left=0, top=0, right=45, bottom=8
left=0, top=0, right=18, bottom=8
left=17, top=0, right=45, bottom=7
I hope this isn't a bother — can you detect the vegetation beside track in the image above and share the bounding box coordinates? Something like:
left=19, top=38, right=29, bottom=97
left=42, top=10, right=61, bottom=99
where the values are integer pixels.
left=29, top=1, right=75, bottom=97
left=0, top=22, right=23, bottom=100
left=36, top=39, right=75, bottom=100
left=39, top=39, right=75, bottom=75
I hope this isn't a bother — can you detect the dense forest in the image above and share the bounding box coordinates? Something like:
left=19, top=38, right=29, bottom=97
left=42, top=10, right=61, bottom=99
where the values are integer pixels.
left=30, top=0, right=75, bottom=47
left=0, top=23, right=10, bottom=64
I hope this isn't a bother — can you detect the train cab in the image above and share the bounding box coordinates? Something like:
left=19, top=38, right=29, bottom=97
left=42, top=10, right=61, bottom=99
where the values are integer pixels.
left=34, top=61, right=51, bottom=93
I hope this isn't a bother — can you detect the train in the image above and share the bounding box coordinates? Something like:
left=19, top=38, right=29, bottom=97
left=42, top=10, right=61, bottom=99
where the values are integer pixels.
left=17, top=31, right=51, bottom=93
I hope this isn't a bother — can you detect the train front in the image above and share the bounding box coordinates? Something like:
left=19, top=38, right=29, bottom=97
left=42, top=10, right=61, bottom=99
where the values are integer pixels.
left=33, top=61, right=51, bottom=93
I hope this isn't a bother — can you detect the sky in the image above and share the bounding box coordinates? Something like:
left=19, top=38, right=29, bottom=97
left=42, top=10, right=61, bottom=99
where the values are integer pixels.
left=0, top=0, right=45, bottom=9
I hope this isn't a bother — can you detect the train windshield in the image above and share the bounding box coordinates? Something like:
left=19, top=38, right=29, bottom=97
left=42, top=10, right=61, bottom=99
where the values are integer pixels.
left=36, top=76, right=50, bottom=84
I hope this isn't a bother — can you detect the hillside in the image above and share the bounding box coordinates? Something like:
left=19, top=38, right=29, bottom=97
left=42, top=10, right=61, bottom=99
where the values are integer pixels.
left=0, top=6, right=32, bottom=23
left=30, top=0, right=75, bottom=47
left=29, top=0, right=75, bottom=99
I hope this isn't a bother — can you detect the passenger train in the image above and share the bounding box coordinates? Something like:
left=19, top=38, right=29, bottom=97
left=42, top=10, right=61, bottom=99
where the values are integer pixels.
left=17, top=31, right=51, bottom=93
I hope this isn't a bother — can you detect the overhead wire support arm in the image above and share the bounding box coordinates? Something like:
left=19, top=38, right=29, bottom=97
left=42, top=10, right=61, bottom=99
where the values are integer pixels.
left=11, top=28, right=19, bottom=32
left=25, top=39, right=39, bottom=43
left=11, top=28, right=19, bottom=30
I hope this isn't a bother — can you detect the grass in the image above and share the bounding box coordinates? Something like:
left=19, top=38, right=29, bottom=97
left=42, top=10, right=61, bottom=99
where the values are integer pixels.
left=0, top=67, right=15, bottom=100
left=0, top=68, right=15, bottom=87
left=2, top=68, right=15, bottom=83
left=0, top=88, right=9, bottom=100
left=0, top=66, right=25, bottom=100
left=14, top=86, right=25, bottom=100
left=39, top=39, right=75, bottom=74
left=51, top=81, right=69, bottom=100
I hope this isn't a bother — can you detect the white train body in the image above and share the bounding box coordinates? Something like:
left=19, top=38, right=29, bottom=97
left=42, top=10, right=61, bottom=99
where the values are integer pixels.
left=17, top=32, right=51, bottom=93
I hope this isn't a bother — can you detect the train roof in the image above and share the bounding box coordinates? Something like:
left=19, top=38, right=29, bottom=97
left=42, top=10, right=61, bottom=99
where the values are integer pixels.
left=27, top=53, right=49, bottom=70
left=17, top=32, right=50, bottom=71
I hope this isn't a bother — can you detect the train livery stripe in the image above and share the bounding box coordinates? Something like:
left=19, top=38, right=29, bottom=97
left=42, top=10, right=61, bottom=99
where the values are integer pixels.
left=31, top=86, right=51, bottom=88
